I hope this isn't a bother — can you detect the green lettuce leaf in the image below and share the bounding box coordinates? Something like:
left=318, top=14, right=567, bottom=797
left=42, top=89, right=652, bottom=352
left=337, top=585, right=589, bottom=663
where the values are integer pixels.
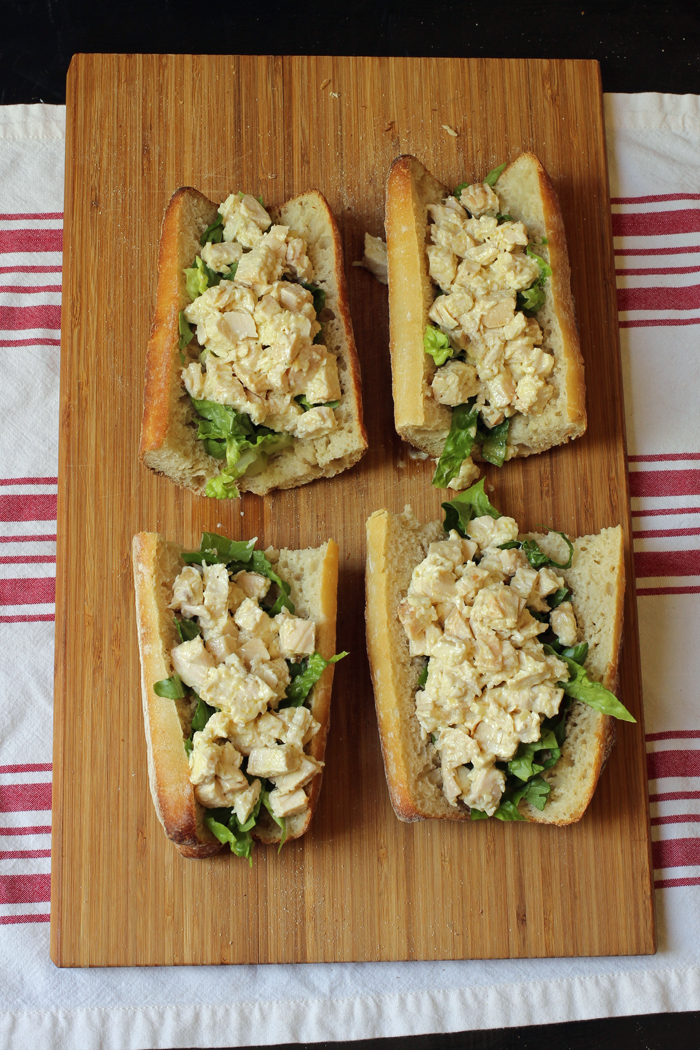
left=496, top=213, right=513, bottom=223
left=200, top=214, right=224, bottom=245
left=189, top=397, right=292, bottom=496
left=204, top=812, right=255, bottom=864
left=507, top=729, right=559, bottom=781
left=282, top=651, right=348, bottom=707
left=469, top=807, right=490, bottom=820
left=526, top=244, right=552, bottom=279
left=484, top=162, right=506, bottom=186
left=432, top=401, right=479, bottom=488
left=153, top=674, right=186, bottom=699
left=175, top=616, right=201, bottom=642
left=184, top=255, right=218, bottom=300
left=441, top=477, right=501, bottom=536
left=548, top=587, right=572, bottom=610
left=181, top=532, right=256, bottom=567
left=518, top=776, right=551, bottom=811
left=498, top=529, right=573, bottom=571
left=295, top=394, right=340, bottom=412
left=517, top=281, right=546, bottom=315
left=300, top=281, right=326, bottom=315
left=261, top=790, right=287, bottom=852
left=493, top=799, right=527, bottom=821
left=205, top=472, right=240, bottom=499
left=417, top=662, right=429, bottom=688
left=249, top=549, right=295, bottom=614
left=477, top=417, right=510, bottom=467
left=185, top=694, right=217, bottom=754
left=191, top=696, right=217, bottom=734
left=178, top=312, right=194, bottom=351
left=453, top=181, right=469, bottom=199
left=424, top=325, right=454, bottom=367
left=546, top=646, right=636, bottom=722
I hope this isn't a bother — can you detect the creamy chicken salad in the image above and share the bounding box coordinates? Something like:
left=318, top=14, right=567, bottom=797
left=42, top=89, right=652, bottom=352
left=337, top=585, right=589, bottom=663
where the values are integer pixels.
left=424, top=164, right=554, bottom=490
left=153, top=533, right=345, bottom=860
left=399, top=482, right=634, bottom=820
left=179, top=194, right=341, bottom=499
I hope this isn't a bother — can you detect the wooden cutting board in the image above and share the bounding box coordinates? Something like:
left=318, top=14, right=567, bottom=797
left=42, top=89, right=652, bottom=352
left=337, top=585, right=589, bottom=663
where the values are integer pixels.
left=51, top=54, right=655, bottom=966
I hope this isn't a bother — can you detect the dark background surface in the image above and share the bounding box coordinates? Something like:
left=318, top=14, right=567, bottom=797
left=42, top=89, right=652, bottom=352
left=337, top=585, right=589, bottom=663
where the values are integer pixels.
left=3, top=0, right=700, bottom=1047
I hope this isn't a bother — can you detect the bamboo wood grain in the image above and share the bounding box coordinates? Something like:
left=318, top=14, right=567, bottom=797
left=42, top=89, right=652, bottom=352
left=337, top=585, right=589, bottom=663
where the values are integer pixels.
left=51, top=54, right=655, bottom=967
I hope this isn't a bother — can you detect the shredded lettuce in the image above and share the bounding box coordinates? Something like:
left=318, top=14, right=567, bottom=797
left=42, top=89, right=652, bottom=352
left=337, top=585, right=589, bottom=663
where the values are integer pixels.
left=300, top=281, right=326, bottom=315
left=498, top=528, right=574, bottom=570
left=483, top=162, right=506, bottom=187
left=441, top=477, right=501, bottom=536
left=295, top=394, right=340, bottom=412
left=182, top=532, right=257, bottom=566
left=517, top=281, right=546, bottom=315
left=184, top=257, right=211, bottom=302
left=205, top=472, right=240, bottom=499
left=282, top=651, right=348, bottom=707
left=526, top=244, right=552, bottom=280
left=261, top=790, right=287, bottom=852
left=548, top=586, right=572, bottom=610
left=546, top=645, right=636, bottom=722
left=189, top=397, right=292, bottom=498
left=476, top=417, right=510, bottom=467
left=424, top=325, right=454, bottom=367
left=200, top=214, right=224, bottom=245
left=175, top=616, right=201, bottom=642
left=178, top=312, right=194, bottom=351
left=417, top=662, right=429, bottom=688
left=453, top=181, right=469, bottom=199
left=432, top=401, right=479, bottom=488
left=184, top=695, right=217, bottom=754
left=153, top=674, right=186, bottom=699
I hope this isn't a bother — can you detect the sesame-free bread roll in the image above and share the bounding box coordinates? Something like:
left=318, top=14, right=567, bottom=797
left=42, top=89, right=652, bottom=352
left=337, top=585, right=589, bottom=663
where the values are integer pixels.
left=365, top=508, right=624, bottom=825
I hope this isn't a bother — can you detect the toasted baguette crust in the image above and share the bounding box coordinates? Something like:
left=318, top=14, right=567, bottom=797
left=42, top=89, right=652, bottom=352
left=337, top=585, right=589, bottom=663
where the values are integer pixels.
left=365, top=510, right=624, bottom=825
left=132, top=533, right=339, bottom=856
left=385, top=153, right=587, bottom=462
left=139, top=187, right=367, bottom=497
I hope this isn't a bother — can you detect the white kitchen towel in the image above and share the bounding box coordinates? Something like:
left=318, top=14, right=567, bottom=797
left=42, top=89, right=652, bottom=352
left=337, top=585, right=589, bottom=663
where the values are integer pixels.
left=1, top=94, right=699, bottom=1049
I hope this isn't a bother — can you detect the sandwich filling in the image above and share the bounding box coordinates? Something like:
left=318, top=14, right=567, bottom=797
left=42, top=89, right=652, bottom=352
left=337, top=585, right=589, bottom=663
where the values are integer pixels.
left=423, top=165, right=553, bottom=489
left=397, top=482, right=634, bottom=819
left=153, top=533, right=345, bottom=859
left=179, top=194, right=342, bottom=498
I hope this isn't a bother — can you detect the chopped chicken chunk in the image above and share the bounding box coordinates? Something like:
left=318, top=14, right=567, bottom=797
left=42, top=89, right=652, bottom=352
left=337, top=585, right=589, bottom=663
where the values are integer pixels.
left=268, top=786, right=309, bottom=818
left=279, top=616, right=316, bottom=657
left=247, top=744, right=302, bottom=778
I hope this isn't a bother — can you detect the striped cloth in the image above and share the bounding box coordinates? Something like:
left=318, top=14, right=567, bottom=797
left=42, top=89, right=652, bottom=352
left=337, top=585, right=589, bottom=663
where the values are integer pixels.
left=1, top=95, right=700, bottom=1049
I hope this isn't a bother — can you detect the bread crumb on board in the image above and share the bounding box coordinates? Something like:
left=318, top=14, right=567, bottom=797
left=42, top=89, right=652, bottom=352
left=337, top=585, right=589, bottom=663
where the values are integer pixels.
left=441, top=123, right=459, bottom=137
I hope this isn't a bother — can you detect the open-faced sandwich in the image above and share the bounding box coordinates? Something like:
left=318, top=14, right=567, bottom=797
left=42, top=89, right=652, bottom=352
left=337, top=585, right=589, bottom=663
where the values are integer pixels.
left=365, top=481, right=632, bottom=824
left=140, top=188, right=367, bottom=498
left=385, top=153, right=586, bottom=490
left=132, top=530, right=344, bottom=859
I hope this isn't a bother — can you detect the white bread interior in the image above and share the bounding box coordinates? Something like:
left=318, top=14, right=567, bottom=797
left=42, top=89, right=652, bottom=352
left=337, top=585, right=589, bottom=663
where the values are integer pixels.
left=132, top=532, right=339, bottom=857
left=365, top=509, right=624, bottom=825
left=385, top=153, right=587, bottom=463
left=139, top=187, right=367, bottom=497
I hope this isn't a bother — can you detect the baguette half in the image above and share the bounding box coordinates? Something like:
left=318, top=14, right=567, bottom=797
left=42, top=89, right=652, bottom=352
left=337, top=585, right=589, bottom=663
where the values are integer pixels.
left=365, top=508, right=624, bottom=825
left=139, top=187, right=367, bottom=497
left=132, top=532, right=339, bottom=856
left=385, top=153, right=586, bottom=463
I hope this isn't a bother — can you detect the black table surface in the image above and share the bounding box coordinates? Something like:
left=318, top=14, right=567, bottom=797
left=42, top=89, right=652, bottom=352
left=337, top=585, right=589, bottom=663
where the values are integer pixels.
left=4, top=2, right=700, bottom=1048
